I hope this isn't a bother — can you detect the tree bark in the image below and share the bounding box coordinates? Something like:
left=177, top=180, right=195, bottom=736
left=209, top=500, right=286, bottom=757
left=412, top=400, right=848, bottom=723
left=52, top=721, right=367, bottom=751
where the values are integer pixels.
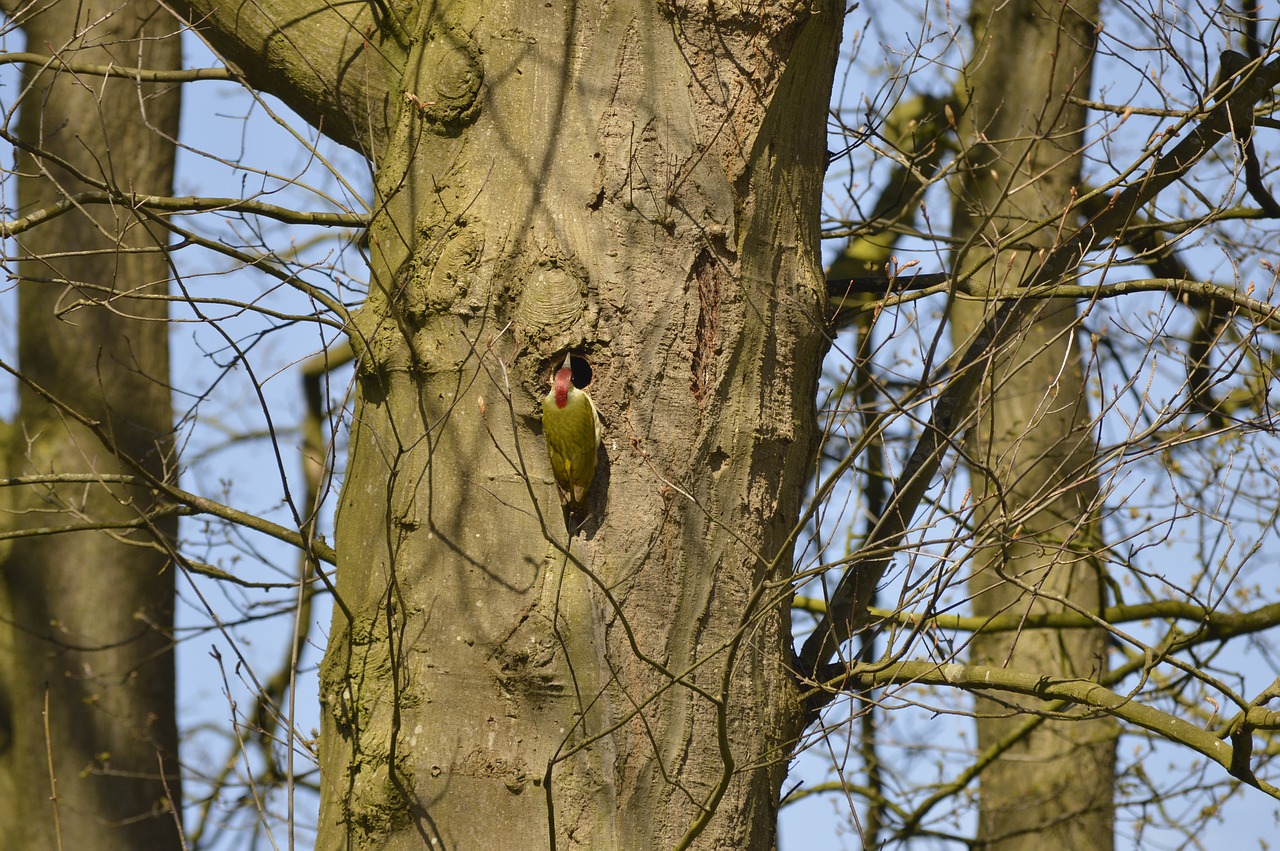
left=295, top=3, right=840, bottom=848
left=950, top=0, right=1118, bottom=847
left=0, top=2, right=183, bottom=849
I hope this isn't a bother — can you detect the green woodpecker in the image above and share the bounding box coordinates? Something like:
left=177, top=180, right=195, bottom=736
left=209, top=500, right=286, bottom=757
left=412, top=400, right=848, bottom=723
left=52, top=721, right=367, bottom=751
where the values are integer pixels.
left=542, top=353, right=602, bottom=507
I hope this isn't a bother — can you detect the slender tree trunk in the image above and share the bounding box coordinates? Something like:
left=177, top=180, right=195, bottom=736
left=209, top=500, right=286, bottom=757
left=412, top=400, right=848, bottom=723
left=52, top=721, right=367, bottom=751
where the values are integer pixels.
left=313, top=3, right=840, bottom=848
left=950, top=0, right=1118, bottom=847
left=0, top=3, right=183, bottom=847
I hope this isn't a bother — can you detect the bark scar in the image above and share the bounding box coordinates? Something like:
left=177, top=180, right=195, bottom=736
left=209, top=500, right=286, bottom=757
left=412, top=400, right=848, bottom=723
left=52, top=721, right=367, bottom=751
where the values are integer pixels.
left=690, top=249, right=719, bottom=404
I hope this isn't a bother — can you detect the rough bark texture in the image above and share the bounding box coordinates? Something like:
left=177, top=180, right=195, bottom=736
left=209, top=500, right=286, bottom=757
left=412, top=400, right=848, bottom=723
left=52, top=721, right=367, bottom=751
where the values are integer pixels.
left=0, top=2, right=182, bottom=848
left=950, top=0, right=1119, bottom=847
left=282, top=2, right=841, bottom=849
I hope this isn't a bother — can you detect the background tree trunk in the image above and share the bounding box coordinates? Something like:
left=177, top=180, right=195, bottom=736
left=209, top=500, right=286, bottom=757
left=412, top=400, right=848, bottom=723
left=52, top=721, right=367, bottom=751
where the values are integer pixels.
left=0, top=2, right=183, bottom=847
left=950, top=0, right=1119, bottom=846
left=313, top=3, right=840, bottom=848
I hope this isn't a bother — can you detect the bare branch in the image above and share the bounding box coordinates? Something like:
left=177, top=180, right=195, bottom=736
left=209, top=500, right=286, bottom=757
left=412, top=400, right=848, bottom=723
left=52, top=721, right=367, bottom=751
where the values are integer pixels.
left=825, top=660, right=1280, bottom=794
left=0, top=50, right=232, bottom=81
left=0, top=191, right=367, bottom=238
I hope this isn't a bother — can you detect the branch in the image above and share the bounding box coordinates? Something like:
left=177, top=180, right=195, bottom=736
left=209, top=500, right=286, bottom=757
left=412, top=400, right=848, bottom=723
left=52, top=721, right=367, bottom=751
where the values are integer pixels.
left=172, top=0, right=405, bottom=156
left=0, top=121, right=355, bottom=324
left=798, top=50, right=1280, bottom=701
left=135, top=206, right=353, bottom=325
left=1024, top=277, right=1280, bottom=329
left=1236, top=0, right=1280, bottom=217
left=794, top=596, right=1280, bottom=639
left=0, top=191, right=368, bottom=238
left=0, top=472, right=337, bottom=565
left=826, top=93, right=955, bottom=327
left=0, top=51, right=232, bottom=81
left=827, top=271, right=950, bottom=298
left=831, top=660, right=1280, bottom=795
left=826, top=274, right=1280, bottom=330
left=0, top=504, right=193, bottom=541
left=879, top=627, right=1213, bottom=837
left=1019, top=51, right=1280, bottom=291
left=797, top=306, right=996, bottom=683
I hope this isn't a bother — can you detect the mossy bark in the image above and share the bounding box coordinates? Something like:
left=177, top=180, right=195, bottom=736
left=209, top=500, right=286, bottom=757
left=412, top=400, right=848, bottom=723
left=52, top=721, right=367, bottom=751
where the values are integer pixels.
left=175, top=0, right=844, bottom=839
left=175, top=2, right=842, bottom=848
left=334, top=10, right=838, bottom=849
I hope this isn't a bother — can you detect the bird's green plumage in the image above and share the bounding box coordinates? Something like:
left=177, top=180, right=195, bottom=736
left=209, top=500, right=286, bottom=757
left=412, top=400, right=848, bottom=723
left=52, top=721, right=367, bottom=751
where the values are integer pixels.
left=542, top=356, right=602, bottom=506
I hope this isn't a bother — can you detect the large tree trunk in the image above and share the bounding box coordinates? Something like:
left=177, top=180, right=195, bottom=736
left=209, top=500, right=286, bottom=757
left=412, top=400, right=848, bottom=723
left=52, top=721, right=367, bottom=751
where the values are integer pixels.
left=304, top=4, right=839, bottom=849
left=0, top=2, right=183, bottom=848
left=950, top=0, right=1119, bottom=847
